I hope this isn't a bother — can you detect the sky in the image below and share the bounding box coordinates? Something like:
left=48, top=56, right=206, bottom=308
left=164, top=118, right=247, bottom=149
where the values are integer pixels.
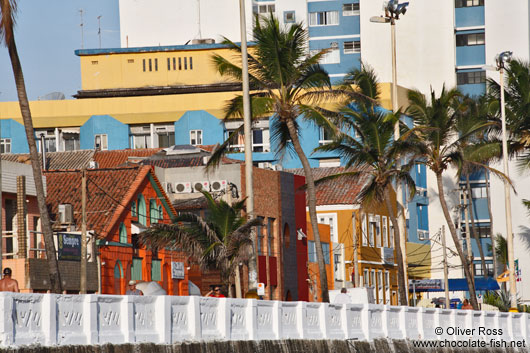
left=0, top=1, right=120, bottom=102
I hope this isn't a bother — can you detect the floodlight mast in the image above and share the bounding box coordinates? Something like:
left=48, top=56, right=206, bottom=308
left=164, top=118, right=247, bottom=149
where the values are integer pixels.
left=496, top=50, right=517, bottom=311
left=370, top=0, right=409, bottom=306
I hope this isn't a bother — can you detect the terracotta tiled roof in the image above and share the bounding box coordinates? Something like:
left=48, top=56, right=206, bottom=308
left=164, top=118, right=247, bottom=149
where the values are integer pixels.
left=2, top=150, right=95, bottom=170
left=287, top=167, right=369, bottom=206
left=93, top=148, right=163, bottom=168
left=45, top=166, right=153, bottom=237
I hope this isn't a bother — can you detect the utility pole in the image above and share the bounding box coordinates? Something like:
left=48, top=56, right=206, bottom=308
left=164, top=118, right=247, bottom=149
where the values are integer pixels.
left=97, top=16, right=102, bottom=49
left=462, top=188, right=473, bottom=276
left=238, top=0, right=257, bottom=293
left=80, top=168, right=87, bottom=293
left=441, top=225, right=450, bottom=309
left=352, top=212, right=360, bottom=287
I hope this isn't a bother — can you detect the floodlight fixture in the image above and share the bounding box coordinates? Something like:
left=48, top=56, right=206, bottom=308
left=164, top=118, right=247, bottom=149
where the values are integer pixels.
left=495, top=51, right=513, bottom=70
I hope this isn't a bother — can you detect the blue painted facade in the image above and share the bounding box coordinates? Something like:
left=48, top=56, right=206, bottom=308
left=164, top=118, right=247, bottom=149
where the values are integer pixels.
left=455, top=6, right=485, bottom=28
left=307, top=0, right=361, bottom=83
left=1, top=119, right=29, bottom=154
left=174, top=111, right=225, bottom=146
left=454, top=5, right=486, bottom=98
left=80, top=115, right=130, bottom=150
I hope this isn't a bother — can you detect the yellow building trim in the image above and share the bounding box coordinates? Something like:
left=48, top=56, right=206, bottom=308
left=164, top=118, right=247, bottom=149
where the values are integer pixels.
left=407, top=242, right=432, bottom=279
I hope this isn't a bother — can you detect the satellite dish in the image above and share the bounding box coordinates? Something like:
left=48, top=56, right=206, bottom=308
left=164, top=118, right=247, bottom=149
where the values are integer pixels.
left=38, top=92, right=65, bottom=101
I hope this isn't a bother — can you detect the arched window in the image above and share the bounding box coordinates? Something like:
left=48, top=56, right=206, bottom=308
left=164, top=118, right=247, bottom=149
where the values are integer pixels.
left=119, top=223, right=127, bottom=243
left=138, top=194, right=146, bottom=226
left=150, top=199, right=158, bottom=224
left=131, top=201, right=137, bottom=217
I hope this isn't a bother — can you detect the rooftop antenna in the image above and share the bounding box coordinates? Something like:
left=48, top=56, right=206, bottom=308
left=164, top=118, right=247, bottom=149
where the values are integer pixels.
left=97, top=15, right=102, bottom=48
left=197, top=0, right=202, bottom=39
left=79, top=9, right=84, bottom=49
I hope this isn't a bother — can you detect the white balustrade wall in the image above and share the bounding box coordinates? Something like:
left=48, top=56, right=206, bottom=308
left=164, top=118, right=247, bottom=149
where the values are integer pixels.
left=0, top=292, right=529, bottom=347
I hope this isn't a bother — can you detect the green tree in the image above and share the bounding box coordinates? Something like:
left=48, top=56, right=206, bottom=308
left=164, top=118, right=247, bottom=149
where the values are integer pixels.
left=315, top=65, right=419, bottom=305
left=406, top=86, right=495, bottom=310
left=0, top=0, right=62, bottom=292
left=207, top=15, right=348, bottom=302
left=140, top=192, right=260, bottom=297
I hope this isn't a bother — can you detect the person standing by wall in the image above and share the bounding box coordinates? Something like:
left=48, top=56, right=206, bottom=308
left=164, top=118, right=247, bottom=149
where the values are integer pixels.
left=126, top=280, right=143, bottom=295
left=0, top=268, right=19, bottom=292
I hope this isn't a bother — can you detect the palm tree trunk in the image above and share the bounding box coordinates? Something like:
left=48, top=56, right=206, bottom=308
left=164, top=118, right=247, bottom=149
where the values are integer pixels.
left=285, top=119, right=329, bottom=302
left=436, top=173, right=478, bottom=310
left=4, top=27, right=62, bottom=293
left=384, top=186, right=407, bottom=306
left=466, top=175, right=487, bottom=278
left=484, top=170, right=497, bottom=278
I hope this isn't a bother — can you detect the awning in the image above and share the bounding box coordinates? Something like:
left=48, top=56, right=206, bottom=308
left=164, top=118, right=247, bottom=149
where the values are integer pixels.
left=412, top=277, right=500, bottom=292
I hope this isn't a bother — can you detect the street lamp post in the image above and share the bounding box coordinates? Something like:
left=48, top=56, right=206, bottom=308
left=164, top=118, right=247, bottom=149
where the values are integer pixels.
left=495, top=51, right=517, bottom=311
left=370, top=0, right=409, bottom=303
left=238, top=0, right=257, bottom=294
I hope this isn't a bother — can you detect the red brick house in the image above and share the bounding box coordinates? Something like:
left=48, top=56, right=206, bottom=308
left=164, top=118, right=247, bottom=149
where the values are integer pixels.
left=45, top=166, right=189, bottom=295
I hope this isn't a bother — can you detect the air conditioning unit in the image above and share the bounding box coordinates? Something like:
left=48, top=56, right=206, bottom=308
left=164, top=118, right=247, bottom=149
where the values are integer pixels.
left=211, top=180, right=227, bottom=192
left=272, top=164, right=283, bottom=171
left=88, top=160, right=99, bottom=169
left=58, top=204, right=74, bottom=224
left=174, top=182, right=192, bottom=193
left=258, top=162, right=273, bottom=169
left=193, top=181, right=210, bottom=192
left=330, top=41, right=339, bottom=49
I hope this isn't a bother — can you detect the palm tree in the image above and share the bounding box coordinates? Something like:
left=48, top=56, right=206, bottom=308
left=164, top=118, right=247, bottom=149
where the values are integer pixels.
left=206, top=15, right=347, bottom=302
left=140, top=192, right=260, bottom=297
left=315, top=65, right=420, bottom=305
left=406, top=86, right=493, bottom=310
left=1, top=0, right=62, bottom=292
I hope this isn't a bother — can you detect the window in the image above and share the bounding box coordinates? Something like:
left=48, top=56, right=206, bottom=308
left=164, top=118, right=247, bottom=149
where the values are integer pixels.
left=138, top=194, right=147, bottom=226
left=267, top=218, right=274, bottom=256
left=474, top=262, right=493, bottom=277
left=225, top=121, right=270, bottom=152
left=131, top=258, right=143, bottom=281
left=385, top=271, right=390, bottom=290
left=342, top=3, right=360, bottom=16
left=132, top=134, right=151, bottom=149
left=150, top=200, right=158, bottom=224
left=254, top=4, right=275, bottom=15
left=389, top=223, right=394, bottom=248
left=252, top=129, right=268, bottom=152
left=382, top=216, right=388, bottom=247
left=63, top=133, right=80, bottom=151
left=308, top=241, right=330, bottom=264
left=184, top=57, right=188, bottom=70
left=462, top=224, right=490, bottom=239
left=154, top=58, right=158, bottom=71
left=149, top=59, right=152, bottom=72
left=284, top=11, right=295, bottom=23
left=457, top=71, right=486, bottom=85
left=368, top=214, right=375, bottom=246
left=319, top=127, right=333, bottom=145
left=119, top=223, right=127, bottom=243
left=91, top=61, right=98, bottom=65
left=151, top=259, right=161, bottom=281
left=376, top=215, right=381, bottom=248
left=257, top=216, right=265, bottom=256
left=190, top=130, right=202, bottom=145
left=470, top=186, right=487, bottom=199
left=456, top=33, right=485, bottom=47
left=158, top=205, right=163, bottom=222
left=310, top=48, right=340, bottom=64
left=143, top=59, right=146, bottom=72
left=370, top=269, right=375, bottom=287
left=361, top=213, right=368, bottom=246
left=131, top=201, right=137, bottom=217
left=363, top=269, right=369, bottom=287
left=178, top=57, right=182, bottom=70
left=0, top=138, right=11, bottom=154
left=455, top=0, right=484, bottom=8
left=344, top=40, right=361, bottom=54
left=128, top=59, right=134, bottom=64
left=94, top=134, right=108, bottom=150
left=167, top=58, right=171, bottom=71
left=309, top=11, right=339, bottom=26
left=173, top=57, right=176, bottom=70
left=318, top=215, right=336, bottom=243
left=377, top=270, right=383, bottom=290
left=189, top=57, right=193, bottom=70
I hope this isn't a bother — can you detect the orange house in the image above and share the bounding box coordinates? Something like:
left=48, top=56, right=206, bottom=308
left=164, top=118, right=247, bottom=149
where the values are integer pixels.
left=45, top=166, right=188, bottom=295
left=305, top=222, right=333, bottom=302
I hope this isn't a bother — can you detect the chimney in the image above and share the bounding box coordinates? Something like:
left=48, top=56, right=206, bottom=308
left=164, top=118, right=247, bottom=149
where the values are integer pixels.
left=17, top=175, right=27, bottom=258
